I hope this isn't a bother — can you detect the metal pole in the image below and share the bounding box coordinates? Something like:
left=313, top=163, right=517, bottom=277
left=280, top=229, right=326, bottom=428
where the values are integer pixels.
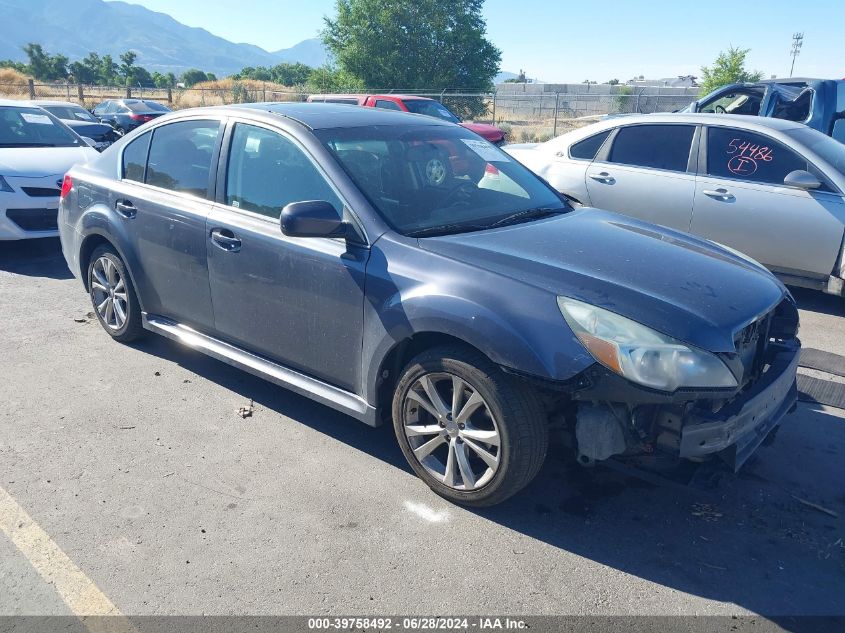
left=491, top=91, right=496, bottom=124
left=553, top=93, right=559, bottom=137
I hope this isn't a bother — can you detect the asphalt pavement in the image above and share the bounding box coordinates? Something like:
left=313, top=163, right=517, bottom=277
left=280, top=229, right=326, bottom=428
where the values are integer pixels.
left=0, top=238, right=843, bottom=621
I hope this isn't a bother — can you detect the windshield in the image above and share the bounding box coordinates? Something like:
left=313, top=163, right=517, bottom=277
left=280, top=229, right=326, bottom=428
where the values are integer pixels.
left=42, top=105, right=98, bottom=123
left=402, top=100, right=460, bottom=123
left=786, top=126, right=845, bottom=173
left=316, top=124, right=567, bottom=236
left=0, top=106, right=83, bottom=148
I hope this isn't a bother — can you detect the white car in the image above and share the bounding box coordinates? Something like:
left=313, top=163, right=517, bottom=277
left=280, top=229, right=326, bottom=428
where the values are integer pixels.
left=506, top=113, right=845, bottom=296
left=0, top=100, right=98, bottom=240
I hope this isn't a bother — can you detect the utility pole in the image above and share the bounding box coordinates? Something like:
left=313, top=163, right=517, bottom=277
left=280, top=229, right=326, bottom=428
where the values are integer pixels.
left=789, top=32, right=804, bottom=77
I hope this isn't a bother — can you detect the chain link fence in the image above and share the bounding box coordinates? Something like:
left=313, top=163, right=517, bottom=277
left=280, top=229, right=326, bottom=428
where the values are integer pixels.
left=0, top=81, right=699, bottom=143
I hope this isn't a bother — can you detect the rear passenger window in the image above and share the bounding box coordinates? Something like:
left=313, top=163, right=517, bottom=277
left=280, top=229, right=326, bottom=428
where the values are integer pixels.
left=706, top=127, right=809, bottom=185
left=608, top=125, right=695, bottom=172
left=145, top=120, right=220, bottom=197
left=225, top=123, right=342, bottom=219
left=122, top=131, right=151, bottom=182
left=375, top=100, right=402, bottom=111
left=569, top=130, right=610, bottom=160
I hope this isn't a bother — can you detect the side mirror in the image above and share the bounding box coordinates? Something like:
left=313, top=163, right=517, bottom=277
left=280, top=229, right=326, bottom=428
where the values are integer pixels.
left=280, top=200, right=347, bottom=238
left=783, top=170, right=821, bottom=190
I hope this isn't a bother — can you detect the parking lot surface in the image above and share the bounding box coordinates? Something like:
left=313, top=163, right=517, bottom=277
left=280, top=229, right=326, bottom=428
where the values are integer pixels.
left=1, top=238, right=843, bottom=618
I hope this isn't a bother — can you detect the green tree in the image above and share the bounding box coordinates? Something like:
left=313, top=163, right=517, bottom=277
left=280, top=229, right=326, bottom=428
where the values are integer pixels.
left=22, top=43, right=67, bottom=81
left=607, top=78, right=619, bottom=85
left=323, top=0, right=500, bottom=110
left=181, top=68, right=209, bottom=87
left=699, top=46, right=763, bottom=95
left=119, top=50, right=137, bottom=85
left=305, top=65, right=364, bottom=93
left=271, top=62, right=312, bottom=86
left=99, top=55, right=119, bottom=85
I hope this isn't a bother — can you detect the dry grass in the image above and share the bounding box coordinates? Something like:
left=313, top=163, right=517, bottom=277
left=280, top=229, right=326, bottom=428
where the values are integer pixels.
left=173, top=78, right=301, bottom=108
left=0, top=68, right=34, bottom=101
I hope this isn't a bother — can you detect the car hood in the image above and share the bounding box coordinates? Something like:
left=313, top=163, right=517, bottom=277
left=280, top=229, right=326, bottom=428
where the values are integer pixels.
left=460, top=122, right=505, bottom=141
left=62, top=120, right=112, bottom=136
left=419, top=209, right=788, bottom=352
left=0, top=146, right=97, bottom=177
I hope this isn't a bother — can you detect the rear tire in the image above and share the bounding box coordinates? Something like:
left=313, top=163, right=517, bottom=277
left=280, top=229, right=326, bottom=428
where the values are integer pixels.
left=87, top=245, right=144, bottom=343
left=392, top=345, right=548, bottom=507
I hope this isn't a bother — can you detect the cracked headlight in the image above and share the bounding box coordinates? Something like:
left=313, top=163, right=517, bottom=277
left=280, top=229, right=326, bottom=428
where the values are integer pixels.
left=558, top=297, right=737, bottom=392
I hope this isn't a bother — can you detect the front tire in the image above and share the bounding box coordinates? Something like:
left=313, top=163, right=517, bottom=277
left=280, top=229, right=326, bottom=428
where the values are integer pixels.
left=392, top=346, right=548, bottom=506
left=87, top=245, right=144, bottom=343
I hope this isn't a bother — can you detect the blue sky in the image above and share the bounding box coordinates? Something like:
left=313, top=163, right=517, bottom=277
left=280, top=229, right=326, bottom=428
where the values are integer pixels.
left=113, top=0, right=844, bottom=81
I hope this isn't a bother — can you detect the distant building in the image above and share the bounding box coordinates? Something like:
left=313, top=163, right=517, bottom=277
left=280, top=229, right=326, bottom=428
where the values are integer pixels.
left=626, top=75, right=698, bottom=88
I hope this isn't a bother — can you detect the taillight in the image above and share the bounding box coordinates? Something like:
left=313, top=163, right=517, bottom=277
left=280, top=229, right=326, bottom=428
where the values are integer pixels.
left=129, top=113, right=143, bottom=121
left=60, top=174, right=73, bottom=199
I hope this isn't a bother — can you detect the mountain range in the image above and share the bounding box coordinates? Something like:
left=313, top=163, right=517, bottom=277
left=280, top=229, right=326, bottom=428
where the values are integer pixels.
left=0, top=0, right=515, bottom=83
left=0, top=0, right=328, bottom=76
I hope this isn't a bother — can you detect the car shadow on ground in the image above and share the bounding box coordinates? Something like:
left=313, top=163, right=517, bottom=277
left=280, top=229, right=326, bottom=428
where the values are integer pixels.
left=133, top=333, right=845, bottom=621
left=0, top=237, right=72, bottom=280
left=790, top=286, right=845, bottom=318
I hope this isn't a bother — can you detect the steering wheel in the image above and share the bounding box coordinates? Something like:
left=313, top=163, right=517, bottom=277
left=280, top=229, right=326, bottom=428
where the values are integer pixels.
left=439, top=181, right=477, bottom=208
left=714, top=104, right=727, bottom=114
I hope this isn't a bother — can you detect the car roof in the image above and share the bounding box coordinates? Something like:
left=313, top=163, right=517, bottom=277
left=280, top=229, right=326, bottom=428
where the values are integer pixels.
left=567, top=113, right=807, bottom=136
left=0, top=99, right=43, bottom=108
left=28, top=100, right=83, bottom=108
left=231, top=102, right=453, bottom=129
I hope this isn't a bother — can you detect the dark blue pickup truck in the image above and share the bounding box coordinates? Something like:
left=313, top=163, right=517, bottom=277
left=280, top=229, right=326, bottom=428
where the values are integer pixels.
left=684, top=78, right=845, bottom=143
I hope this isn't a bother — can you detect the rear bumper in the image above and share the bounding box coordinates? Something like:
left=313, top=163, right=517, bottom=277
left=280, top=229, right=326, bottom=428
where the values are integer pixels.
left=678, top=341, right=800, bottom=470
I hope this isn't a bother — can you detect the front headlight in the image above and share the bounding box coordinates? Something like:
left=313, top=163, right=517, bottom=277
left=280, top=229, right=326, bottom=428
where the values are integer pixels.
left=0, top=175, right=14, bottom=193
left=558, top=297, right=737, bottom=392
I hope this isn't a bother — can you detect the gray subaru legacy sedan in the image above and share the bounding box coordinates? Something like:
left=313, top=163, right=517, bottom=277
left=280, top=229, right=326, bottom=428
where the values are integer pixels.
left=59, top=104, right=800, bottom=506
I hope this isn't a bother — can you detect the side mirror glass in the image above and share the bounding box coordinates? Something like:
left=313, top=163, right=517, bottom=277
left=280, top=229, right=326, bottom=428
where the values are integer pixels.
left=783, top=169, right=821, bottom=190
left=280, top=200, right=347, bottom=238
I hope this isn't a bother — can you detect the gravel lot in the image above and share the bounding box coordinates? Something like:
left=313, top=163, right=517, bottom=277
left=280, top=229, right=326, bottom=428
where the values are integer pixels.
left=1, top=238, right=843, bottom=619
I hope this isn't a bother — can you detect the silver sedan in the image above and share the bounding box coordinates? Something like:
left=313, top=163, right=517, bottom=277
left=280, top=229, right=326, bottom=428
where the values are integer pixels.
left=506, top=113, right=845, bottom=296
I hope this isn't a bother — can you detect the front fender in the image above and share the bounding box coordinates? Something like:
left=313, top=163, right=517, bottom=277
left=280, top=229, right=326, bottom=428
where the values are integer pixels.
left=361, top=238, right=595, bottom=404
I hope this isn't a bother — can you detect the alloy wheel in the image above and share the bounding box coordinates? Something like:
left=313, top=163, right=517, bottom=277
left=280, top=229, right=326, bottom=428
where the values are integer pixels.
left=91, top=256, right=128, bottom=331
left=402, top=372, right=501, bottom=491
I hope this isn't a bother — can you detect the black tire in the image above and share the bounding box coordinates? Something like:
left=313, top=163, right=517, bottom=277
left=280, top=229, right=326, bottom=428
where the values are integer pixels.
left=392, top=345, right=548, bottom=506
left=87, top=245, right=144, bottom=343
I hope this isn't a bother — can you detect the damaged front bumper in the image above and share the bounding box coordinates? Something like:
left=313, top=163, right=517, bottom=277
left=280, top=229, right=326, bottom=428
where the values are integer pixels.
left=558, top=339, right=801, bottom=472
left=677, top=341, right=799, bottom=470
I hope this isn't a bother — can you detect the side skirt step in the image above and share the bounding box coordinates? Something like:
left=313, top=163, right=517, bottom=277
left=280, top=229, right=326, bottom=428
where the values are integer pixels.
left=142, top=313, right=378, bottom=426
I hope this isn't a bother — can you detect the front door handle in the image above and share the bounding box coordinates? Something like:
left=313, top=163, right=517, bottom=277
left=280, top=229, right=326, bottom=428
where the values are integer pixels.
left=115, top=199, right=136, bottom=219
left=702, top=188, right=735, bottom=201
left=210, top=228, right=242, bottom=252
left=588, top=171, right=615, bottom=184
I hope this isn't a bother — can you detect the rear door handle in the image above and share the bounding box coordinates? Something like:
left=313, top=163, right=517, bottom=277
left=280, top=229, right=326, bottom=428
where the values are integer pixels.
left=210, top=228, right=242, bottom=252
left=588, top=171, right=615, bottom=184
left=115, top=199, right=136, bottom=219
left=702, top=188, right=735, bottom=201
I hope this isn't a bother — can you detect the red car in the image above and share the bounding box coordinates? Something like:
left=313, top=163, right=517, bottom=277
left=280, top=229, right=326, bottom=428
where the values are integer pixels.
left=307, top=93, right=507, bottom=145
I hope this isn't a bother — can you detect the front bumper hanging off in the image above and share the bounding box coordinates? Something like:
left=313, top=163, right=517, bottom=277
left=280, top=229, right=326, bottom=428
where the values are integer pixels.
left=678, top=341, right=800, bottom=471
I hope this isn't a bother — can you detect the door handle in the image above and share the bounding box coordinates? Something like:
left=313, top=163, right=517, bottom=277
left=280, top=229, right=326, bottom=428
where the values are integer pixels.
left=588, top=171, right=615, bottom=184
left=115, top=199, right=136, bottom=219
left=702, top=188, right=735, bottom=201
left=210, top=228, right=242, bottom=252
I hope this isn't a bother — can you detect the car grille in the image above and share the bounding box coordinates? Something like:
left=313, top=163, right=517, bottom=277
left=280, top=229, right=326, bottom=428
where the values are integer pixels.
left=22, top=187, right=61, bottom=198
left=6, top=208, right=58, bottom=231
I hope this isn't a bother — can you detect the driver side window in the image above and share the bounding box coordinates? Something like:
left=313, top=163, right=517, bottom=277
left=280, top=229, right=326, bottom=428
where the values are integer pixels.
left=225, top=123, right=343, bottom=219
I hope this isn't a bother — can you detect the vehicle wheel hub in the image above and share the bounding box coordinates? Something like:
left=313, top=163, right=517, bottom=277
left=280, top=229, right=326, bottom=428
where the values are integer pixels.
left=402, top=372, right=501, bottom=491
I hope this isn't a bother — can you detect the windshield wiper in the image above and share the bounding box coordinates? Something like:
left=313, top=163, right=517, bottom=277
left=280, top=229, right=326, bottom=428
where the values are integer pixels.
left=488, top=206, right=567, bottom=228
left=407, top=222, right=489, bottom=238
